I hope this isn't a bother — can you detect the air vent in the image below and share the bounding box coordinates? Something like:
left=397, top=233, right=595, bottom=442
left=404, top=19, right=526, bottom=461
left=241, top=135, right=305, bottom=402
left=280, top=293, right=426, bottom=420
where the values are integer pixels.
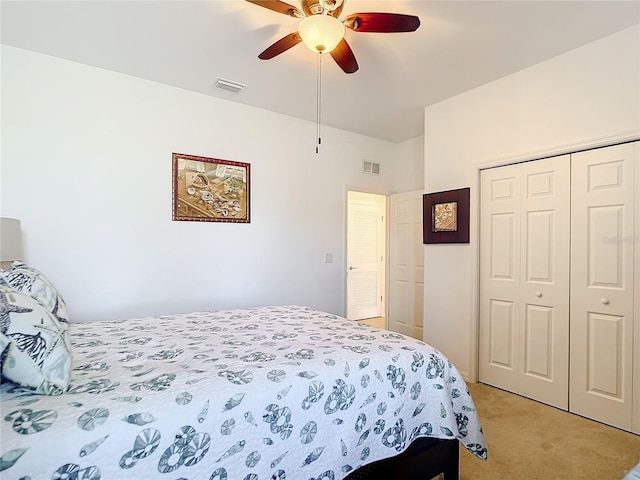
left=213, top=78, right=247, bottom=93
left=362, top=160, right=380, bottom=175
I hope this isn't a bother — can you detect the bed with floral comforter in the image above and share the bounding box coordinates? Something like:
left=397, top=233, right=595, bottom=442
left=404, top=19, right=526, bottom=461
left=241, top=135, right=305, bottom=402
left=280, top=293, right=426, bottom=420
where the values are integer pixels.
left=1, top=305, right=487, bottom=480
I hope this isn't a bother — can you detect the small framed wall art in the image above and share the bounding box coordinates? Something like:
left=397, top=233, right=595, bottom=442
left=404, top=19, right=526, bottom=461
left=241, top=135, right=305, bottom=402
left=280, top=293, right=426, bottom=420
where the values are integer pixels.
left=172, top=153, right=250, bottom=223
left=423, top=187, right=470, bottom=244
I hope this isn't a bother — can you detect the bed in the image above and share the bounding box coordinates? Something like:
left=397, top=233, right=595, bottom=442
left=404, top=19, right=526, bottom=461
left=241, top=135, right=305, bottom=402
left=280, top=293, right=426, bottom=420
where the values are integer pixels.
left=1, top=300, right=487, bottom=480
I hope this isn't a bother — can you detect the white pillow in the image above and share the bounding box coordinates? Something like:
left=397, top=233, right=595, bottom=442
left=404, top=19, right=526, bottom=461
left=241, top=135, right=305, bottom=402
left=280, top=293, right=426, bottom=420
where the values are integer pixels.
left=1, top=262, right=69, bottom=328
left=0, top=287, right=72, bottom=395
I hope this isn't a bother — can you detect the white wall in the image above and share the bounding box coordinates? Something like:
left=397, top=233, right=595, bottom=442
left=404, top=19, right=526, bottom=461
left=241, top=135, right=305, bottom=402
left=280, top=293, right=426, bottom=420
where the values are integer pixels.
left=423, top=25, right=640, bottom=380
left=0, top=46, right=421, bottom=322
left=392, top=135, right=424, bottom=194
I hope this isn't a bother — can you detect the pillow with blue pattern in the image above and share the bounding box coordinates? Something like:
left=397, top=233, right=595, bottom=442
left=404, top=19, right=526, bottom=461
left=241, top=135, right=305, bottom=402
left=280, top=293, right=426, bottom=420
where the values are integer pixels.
left=0, top=287, right=72, bottom=394
left=1, top=262, right=69, bottom=329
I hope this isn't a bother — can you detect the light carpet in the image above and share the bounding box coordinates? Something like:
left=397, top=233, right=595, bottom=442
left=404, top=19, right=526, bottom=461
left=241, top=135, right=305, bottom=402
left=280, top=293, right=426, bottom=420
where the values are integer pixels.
left=457, top=383, right=640, bottom=480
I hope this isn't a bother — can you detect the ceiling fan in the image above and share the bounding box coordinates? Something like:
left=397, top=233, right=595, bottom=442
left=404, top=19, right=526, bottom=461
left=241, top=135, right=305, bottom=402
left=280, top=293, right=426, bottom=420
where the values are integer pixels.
left=246, top=0, right=420, bottom=74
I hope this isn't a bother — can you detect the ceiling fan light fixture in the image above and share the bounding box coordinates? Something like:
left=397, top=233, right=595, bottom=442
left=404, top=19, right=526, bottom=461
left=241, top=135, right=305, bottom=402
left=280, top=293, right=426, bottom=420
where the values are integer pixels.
left=298, top=14, right=345, bottom=53
left=319, top=0, right=343, bottom=12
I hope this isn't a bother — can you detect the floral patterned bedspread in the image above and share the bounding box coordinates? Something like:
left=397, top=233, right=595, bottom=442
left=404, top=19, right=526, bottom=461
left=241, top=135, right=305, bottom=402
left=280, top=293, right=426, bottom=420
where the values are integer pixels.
left=0, top=305, right=487, bottom=480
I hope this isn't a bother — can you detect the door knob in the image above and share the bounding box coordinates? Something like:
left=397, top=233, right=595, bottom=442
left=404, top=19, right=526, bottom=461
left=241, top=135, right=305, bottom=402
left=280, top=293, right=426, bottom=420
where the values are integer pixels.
left=349, top=266, right=357, bottom=270
left=601, top=298, right=610, bottom=305
left=535, top=292, right=542, bottom=298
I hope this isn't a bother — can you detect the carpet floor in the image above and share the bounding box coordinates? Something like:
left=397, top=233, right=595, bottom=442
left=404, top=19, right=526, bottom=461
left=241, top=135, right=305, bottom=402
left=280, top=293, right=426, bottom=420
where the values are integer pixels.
left=458, top=383, right=640, bottom=480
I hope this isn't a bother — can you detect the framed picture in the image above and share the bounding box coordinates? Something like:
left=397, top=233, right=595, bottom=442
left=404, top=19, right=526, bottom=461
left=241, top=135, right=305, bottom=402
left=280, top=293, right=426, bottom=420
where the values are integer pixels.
left=423, top=187, right=470, bottom=244
left=172, top=153, right=250, bottom=223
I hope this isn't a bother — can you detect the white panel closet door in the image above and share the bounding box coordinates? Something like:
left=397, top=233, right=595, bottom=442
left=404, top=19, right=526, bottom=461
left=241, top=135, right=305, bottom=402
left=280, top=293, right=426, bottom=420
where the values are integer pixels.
left=480, top=155, right=570, bottom=409
left=388, top=190, right=424, bottom=339
left=480, top=163, right=521, bottom=392
left=570, top=142, right=636, bottom=431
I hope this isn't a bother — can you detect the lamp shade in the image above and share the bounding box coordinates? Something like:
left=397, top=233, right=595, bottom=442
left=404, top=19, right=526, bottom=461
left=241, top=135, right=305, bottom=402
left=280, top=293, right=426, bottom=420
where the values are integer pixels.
left=0, top=218, right=23, bottom=263
left=298, top=15, right=345, bottom=53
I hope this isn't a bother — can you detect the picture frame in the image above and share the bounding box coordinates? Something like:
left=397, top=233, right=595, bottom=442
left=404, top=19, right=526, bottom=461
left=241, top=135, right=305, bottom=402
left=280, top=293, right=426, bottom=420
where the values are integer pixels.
left=423, top=187, right=470, bottom=244
left=172, top=153, right=250, bottom=223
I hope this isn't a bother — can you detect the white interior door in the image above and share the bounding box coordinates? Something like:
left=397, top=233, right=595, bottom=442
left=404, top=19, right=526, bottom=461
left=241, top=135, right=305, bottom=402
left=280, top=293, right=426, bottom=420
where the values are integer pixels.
left=570, top=142, right=636, bottom=431
left=346, top=192, right=385, bottom=320
left=388, top=190, right=424, bottom=339
left=479, top=155, right=570, bottom=409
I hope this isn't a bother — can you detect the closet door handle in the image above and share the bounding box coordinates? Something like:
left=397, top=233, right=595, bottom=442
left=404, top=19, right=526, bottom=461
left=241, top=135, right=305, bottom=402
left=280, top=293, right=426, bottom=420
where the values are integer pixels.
left=535, top=292, right=542, bottom=298
left=601, top=298, right=610, bottom=305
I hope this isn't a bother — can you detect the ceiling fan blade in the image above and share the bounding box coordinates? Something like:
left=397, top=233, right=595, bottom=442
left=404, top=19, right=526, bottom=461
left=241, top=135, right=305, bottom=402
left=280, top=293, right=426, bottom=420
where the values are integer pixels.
left=344, top=13, right=420, bottom=33
left=245, top=0, right=304, bottom=18
left=258, top=32, right=302, bottom=59
left=330, top=39, right=358, bottom=74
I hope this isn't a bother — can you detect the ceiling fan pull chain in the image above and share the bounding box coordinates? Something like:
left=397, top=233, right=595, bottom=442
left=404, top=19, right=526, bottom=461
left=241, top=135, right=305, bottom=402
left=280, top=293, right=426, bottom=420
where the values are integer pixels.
left=316, top=52, right=322, bottom=153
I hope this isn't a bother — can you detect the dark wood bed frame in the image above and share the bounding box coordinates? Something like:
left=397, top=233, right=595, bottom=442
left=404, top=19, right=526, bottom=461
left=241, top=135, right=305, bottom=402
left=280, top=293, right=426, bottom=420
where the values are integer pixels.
left=346, top=438, right=459, bottom=480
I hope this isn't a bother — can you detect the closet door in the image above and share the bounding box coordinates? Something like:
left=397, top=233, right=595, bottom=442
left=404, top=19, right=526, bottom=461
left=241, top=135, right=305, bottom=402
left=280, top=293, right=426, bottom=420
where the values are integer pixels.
left=480, top=155, right=570, bottom=409
left=570, top=142, right=636, bottom=431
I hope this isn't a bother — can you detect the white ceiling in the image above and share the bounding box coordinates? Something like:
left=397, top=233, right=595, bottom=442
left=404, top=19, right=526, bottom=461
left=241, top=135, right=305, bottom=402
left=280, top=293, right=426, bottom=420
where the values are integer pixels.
left=2, top=0, right=639, bottom=143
